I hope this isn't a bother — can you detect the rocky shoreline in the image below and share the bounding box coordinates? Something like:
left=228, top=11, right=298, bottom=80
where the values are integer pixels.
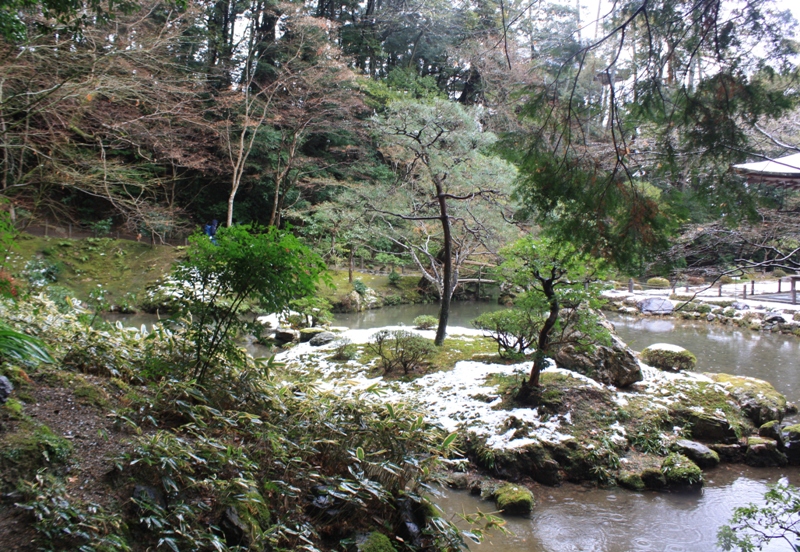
left=602, top=289, right=800, bottom=337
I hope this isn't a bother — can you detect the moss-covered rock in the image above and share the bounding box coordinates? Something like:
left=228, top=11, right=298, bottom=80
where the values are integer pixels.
left=493, top=483, right=534, bottom=516
left=647, top=277, right=671, bottom=288
left=0, top=421, right=72, bottom=488
left=616, top=471, right=646, bottom=491
left=299, top=327, right=328, bottom=342
left=671, top=408, right=740, bottom=444
left=640, top=467, right=667, bottom=489
left=745, top=437, right=788, bottom=467
left=359, top=531, right=396, bottom=552
left=661, top=453, right=703, bottom=489
left=708, top=373, right=787, bottom=426
left=640, top=343, right=697, bottom=371
left=759, top=420, right=784, bottom=446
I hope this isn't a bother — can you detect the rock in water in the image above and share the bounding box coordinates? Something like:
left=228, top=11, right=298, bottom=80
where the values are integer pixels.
left=641, top=343, right=697, bottom=371
left=0, top=376, right=12, bottom=405
left=274, top=328, right=299, bottom=344
left=637, top=297, right=674, bottom=315
left=554, top=336, right=642, bottom=387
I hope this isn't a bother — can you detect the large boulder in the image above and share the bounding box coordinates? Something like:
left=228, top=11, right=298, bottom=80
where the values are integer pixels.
left=0, top=376, right=12, bottom=405
left=309, top=332, right=337, bottom=347
left=707, top=374, right=787, bottom=426
left=553, top=336, right=642, bottom=387
left=641, top=343, right=697, bottom=371
left=637, top=297, right=674, bottom=315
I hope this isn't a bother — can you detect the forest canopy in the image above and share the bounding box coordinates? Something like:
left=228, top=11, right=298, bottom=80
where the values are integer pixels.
left=0, top=0, right=798, bottom=274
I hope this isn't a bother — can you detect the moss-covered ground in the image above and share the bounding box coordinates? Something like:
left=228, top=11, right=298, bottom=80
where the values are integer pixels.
left=4, top=234, right=182, bottom=306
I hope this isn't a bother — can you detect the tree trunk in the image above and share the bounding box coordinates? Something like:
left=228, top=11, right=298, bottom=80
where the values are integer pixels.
left=434, top=178, right=452, bottom=346
left=348, top=245, right=354, bottom=283
left=520, top=277, right=559, bottom=394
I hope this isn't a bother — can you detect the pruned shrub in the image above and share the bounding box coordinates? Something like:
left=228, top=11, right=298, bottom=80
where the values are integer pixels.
left=413, top=315, right=438, bottom=330
left=646, top=277, right=670, bottom=288
left=366, top=330, right=434, bottom=374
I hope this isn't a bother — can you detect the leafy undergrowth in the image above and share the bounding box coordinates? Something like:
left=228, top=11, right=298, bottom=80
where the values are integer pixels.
left=0, top=295, right=481, bottom=551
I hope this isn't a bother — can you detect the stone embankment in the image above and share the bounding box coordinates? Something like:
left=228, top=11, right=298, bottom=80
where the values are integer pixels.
left=603, top=288, right=800, bottom=336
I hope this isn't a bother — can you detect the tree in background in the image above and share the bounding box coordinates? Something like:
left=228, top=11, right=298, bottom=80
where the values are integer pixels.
left=372, top=98, right=517, bottom=345
left=510, top=0, right=800, bottom=272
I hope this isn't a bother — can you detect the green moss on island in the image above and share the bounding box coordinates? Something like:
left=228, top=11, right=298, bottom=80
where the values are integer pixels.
left=661, top=453, right=703, bottom=488
left=359, top=531, right=396, bottom=552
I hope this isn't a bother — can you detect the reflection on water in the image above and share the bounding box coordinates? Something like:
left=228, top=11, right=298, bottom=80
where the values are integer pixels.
left=333, top=302, right=506, bottom=330
left=436, top=466, right=800, bottom=552
left=606, top=313, right=800, bottom=404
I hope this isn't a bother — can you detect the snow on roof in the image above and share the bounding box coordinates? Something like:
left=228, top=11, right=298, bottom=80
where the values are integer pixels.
left=732, top=152, right=800, bottom=177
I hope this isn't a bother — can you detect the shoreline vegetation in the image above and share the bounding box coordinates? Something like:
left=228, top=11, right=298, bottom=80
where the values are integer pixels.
left=3, top=234, right=800, bottom=550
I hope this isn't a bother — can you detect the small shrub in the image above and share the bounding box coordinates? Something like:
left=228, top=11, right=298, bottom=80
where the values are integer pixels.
left=646, top=277, right=670, bottom=288
left=366, top=330, right=435, bottom=374
left=331, top=338, right=358, bottom=361
left=687, top=276, right=705, bottom=286
left=88, top=218, right=113, bottom=236
left=413, top=315, right=438, bottom=330
left=24, top=258, right=61, bottom=287
left=383, top=294, right=403, bottom=306
left=353, top=278, right=368, bottom=296
left=773, top=269, right=788, bottom=278
left=388, top=270, right=402, bottom=287
left=719, top=275, right=734, bottom=284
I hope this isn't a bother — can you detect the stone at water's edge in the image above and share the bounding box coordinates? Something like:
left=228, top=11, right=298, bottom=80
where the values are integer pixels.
left=309, top=332, right=337, bottom=347
left=637, top=297, right=674, bottom=314
left=745, top=437, right=788, bottom=467
left=674, top=440, right=720, bottom=469
left=491, top=483, right=534, bottom=516
left=640, top=343, right=697, bottom=371
left=0, top=376, right=12, bottom=405
left=553, top=336, right=643, bottom=387
left=707, top=373, right=788, bottom=426
left=274, top=328, right=299, bottom=344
